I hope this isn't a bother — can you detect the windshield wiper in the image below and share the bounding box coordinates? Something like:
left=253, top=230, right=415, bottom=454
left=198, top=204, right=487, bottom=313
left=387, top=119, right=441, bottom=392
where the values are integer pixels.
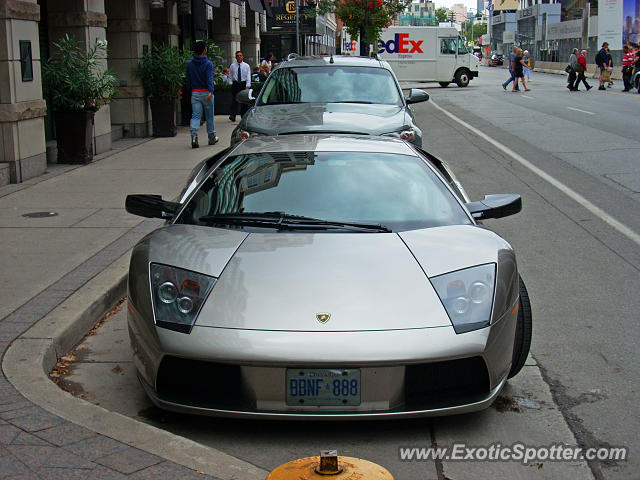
left=198, top=212, right=391, bottom=232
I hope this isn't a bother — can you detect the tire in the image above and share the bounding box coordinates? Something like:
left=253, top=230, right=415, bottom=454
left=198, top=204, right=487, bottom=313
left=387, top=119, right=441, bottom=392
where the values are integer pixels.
left=455, top=69, right=470, bottom=87
left=439, top=82, right=450, bottom=88
left=508, top=275, right=532, bottom=379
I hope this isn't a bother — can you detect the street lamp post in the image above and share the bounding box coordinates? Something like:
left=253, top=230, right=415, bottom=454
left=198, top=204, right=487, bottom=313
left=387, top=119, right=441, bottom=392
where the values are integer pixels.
left=295, top=0, right=300, bottom=54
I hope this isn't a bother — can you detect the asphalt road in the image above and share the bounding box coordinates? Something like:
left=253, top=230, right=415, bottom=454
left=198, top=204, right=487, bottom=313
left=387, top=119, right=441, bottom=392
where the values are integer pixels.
left=409, top=66, right=640, bottom=480
left=61, top=67, right=639, bottom=480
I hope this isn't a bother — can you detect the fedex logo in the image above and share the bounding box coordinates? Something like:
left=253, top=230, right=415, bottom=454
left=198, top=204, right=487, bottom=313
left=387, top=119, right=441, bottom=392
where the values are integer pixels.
left=377, top=33, right=423, bottom=54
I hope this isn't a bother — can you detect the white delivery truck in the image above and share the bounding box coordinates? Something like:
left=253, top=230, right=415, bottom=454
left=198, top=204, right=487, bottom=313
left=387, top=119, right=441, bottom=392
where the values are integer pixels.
left=376, top=26, right=479, bottom=87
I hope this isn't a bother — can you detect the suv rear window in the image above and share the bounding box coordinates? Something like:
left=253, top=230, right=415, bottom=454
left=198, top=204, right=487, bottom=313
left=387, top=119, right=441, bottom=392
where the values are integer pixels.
left=258, top=66, right=403, bottom=106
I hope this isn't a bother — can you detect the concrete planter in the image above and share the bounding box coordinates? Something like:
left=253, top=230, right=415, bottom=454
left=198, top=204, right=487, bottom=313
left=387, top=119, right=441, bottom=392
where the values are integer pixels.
left=54, top=110, right=95, bottom=164
left=150, top=97, right=177, bottom=137
left=214, top=89, right=233, bottom=116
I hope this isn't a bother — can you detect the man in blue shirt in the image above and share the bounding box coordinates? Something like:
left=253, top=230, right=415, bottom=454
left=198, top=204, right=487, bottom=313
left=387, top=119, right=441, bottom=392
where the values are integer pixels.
left=186, top=40, right=218, bottom=148
left=502, top=45, right=519, bottom=91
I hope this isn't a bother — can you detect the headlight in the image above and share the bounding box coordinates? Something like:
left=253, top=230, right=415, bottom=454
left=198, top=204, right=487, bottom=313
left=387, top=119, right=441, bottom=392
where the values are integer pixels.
left=383, top=128, right=415, bottom=141
left=431, top=264, right=496, bottom=334
left=150, top=263, right=216, bottom=333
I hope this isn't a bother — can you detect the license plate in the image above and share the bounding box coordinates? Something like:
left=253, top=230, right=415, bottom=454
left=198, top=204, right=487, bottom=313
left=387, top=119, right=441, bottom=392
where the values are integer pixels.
left=286, top=369, right=361, bottom=406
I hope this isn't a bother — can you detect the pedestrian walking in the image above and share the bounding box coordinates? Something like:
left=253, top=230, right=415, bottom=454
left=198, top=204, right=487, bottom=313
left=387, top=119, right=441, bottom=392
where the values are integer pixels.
left=567, top=48, right=579, bottom=91
left=596, top=42, right=609, bottom=90
left=221, top=67, right=232, bottom=85
left=260, top=52, right=274, bottom=73
left=511, top=48, right=530, bottom=92
left=605, top=46, right=614, bottom=87
left=502, top=45, right=518, bottom=90
left=622, top=45, right=634, bottom=91
left=573, top=49, right=592, bottom=91
left=228, top=51, right=251, bottom=122
left=186, top=40, right=217, bottom=149
left=523, top=50, right=532, bottom=82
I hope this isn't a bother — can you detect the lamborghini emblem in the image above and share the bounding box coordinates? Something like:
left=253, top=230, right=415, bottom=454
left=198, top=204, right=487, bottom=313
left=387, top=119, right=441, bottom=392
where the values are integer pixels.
left=316, top=313, right=331, bottom=324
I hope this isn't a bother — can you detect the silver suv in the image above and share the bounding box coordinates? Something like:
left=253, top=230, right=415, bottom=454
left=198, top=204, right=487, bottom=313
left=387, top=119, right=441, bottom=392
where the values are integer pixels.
left=231, top=55, right=429, bottom=146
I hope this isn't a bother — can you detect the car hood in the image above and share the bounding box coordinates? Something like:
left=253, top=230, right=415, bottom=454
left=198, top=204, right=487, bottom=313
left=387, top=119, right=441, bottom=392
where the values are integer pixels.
left=196, top=231, right=449, bottom=331
left=243, top=103, right=408, bottom=136
left=140, top=225, right=511, bottom=332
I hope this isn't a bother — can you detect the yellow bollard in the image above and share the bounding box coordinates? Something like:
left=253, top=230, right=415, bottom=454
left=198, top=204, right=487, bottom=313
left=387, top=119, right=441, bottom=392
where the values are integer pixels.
left=266, top=450, right=394, bottom=479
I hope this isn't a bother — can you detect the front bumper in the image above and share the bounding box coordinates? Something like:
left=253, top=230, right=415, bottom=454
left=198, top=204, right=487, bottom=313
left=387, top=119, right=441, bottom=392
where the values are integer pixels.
left=128, top=300, right=518, bottom=418
left=138, top=367, right=508, bottom=419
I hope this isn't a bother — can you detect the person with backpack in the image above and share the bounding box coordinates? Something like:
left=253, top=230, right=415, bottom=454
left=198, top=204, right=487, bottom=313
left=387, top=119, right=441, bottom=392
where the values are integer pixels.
left=596, top=42, right=609, bottom=90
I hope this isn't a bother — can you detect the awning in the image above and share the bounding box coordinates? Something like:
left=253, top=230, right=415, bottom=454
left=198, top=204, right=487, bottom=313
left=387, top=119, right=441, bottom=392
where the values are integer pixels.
left=261, top=0, right=273, bottom=17
left=246, top=0, right=264, bottom=12
left=227, top=0, right=242, bottom=5
left=204, top=0, right=220, bottom=6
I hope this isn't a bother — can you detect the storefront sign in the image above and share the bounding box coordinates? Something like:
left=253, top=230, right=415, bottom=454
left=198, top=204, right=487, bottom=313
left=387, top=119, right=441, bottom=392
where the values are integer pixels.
left=599, top=0, right=623, bottom=50
left=267, top=5, right=315, bottom=34
left=546, top=18, right=583, bottom=40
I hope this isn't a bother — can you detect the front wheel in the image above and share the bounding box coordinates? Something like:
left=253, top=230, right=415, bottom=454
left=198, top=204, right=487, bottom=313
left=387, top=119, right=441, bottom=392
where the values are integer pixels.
left=439, top=82, right=450, bottom=88
left=508, top=275, right=532, bottom=378
left=455, top=69, right=470, bottom=87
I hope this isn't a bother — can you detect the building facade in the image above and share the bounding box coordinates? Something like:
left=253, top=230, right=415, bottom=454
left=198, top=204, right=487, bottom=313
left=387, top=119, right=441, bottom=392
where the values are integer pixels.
left=0, top=0, right=270, bottom=186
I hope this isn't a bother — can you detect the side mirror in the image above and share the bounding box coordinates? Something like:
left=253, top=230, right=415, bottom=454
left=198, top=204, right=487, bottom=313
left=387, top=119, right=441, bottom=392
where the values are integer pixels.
left=236, top=89, right=255, bottom=105
left=465, top=194, right=521, bottom=220
left=405, top=89, right=429, bottom=104
left=125, top=194, right=180, bottom=220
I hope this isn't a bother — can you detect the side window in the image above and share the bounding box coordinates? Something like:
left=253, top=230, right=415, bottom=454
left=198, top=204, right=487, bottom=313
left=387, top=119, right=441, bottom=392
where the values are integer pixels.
left=440, top=38, right=457, bottom=55
left=457, top=38, right=468, bottom=54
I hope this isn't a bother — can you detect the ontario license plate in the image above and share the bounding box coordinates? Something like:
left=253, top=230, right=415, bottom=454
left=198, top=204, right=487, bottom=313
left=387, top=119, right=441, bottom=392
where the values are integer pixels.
left=286, top=369, right=361, bottom=406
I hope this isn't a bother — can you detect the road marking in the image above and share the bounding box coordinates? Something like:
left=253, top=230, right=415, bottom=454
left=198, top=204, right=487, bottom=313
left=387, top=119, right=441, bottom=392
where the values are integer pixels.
left=521, top=95, right=534, bottom=99
left=567, top=106, right=595, bottom=115
left=429, top=99, right=640, bottom=246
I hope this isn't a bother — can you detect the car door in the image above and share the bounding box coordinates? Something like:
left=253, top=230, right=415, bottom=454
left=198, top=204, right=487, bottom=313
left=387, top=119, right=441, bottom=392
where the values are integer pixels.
left=437, top=37, right=457, bottom=82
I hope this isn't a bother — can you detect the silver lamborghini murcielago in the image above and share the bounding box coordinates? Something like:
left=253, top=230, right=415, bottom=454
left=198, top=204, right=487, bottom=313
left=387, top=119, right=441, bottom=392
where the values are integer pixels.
left=125, top=134, right=532, bottom=419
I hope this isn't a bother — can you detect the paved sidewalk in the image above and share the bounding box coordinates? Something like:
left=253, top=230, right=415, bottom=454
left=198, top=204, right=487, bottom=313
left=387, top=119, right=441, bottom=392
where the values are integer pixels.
left=0, top=118, right=247, bottom=479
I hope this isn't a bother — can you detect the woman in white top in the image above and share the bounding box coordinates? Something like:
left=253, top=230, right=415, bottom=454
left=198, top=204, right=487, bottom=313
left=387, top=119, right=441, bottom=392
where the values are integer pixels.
left=260, top=53, right=274, bottom=73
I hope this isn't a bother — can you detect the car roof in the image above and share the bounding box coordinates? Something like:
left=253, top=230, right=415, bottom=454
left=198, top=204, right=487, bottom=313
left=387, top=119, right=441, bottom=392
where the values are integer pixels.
left=231, top=134, right=417, bottom=157
left=275, top=55, right=392, bottom=70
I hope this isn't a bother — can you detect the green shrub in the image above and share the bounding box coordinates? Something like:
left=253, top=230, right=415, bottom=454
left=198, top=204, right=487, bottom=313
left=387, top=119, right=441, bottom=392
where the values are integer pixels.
left=137, top=44, right=191, bottom=99
left=43, top=35, right=118, bottom=112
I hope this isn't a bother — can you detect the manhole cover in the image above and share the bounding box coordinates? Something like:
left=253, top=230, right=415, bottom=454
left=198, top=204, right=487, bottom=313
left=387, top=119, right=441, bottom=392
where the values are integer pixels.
left=22, top=212, right=58, bottom=218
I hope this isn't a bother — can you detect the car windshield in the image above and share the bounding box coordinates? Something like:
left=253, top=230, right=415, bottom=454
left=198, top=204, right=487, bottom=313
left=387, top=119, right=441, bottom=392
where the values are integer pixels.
left=175, top=151, right=471, bottom=232
left=258, top=66, right=404, bottom=106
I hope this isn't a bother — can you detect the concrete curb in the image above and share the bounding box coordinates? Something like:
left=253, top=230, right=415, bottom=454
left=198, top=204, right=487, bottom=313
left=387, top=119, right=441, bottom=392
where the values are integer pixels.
left=2, top=251, right=269, bottom=480
left=533, top=67, right=623, bottom=81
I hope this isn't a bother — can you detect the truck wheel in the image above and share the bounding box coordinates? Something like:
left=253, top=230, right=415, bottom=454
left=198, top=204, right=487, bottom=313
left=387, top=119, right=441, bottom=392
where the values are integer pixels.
left=455, top=69, right=470, bottom=87
left=439, top=82, right=450, bottom=88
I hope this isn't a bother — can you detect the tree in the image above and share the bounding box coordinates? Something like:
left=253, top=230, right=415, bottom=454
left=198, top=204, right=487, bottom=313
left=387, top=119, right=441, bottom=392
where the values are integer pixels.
left=317, top=0, right=410, bottom=54
left=463, top=22, right=487, bottom=41
left=435, top=7, right=447, bottom=22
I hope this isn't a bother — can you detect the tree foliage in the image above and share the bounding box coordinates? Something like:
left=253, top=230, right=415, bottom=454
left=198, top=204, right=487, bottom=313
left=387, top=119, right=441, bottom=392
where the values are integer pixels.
left=137, top=44, right=191, bottom=99
left=203, top=38, right=230, bottom=89
left=463, top=21, right=487, bottom=41
left=435, top=7, right=447, bottom=22
left=42, top=35, right=118, bottom=112
left=317, top=0, right=410, bottom=45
